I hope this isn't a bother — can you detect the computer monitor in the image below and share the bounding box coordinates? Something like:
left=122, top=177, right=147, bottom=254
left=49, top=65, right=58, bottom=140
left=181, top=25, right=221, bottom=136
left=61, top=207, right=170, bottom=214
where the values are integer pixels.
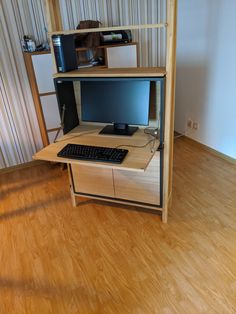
left=81, top=80, right=150, bottom=135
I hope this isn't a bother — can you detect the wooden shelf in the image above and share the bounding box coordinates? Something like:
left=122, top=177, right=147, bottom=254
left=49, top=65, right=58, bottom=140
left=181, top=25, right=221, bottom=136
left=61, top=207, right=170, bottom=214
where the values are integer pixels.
left=76, top=42, right=139, bottom=68
left=75, top=42, right=138, bottom=52
left=23, top=50, right=50, bottom=56
left=33, top=125, right=160, bottom=172
left=49, top=23, right=167, bottom=36
left=53, top=66, right=166, bottom=78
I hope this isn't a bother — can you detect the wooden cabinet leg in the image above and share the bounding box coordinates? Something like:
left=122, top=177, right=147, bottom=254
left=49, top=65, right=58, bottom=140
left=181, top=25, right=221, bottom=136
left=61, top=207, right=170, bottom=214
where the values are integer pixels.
left=70, top=188, right=77, bottom=207
left=162, top=191, right=172, bottom=222
left=67, top=164, right=78, bottom=207
left=162, top=208, right=168, bottom=223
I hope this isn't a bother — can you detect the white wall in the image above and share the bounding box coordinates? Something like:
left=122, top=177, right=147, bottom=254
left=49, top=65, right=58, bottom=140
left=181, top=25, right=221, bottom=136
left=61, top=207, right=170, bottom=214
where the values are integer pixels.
left=175, top=0, right=236, bottom=159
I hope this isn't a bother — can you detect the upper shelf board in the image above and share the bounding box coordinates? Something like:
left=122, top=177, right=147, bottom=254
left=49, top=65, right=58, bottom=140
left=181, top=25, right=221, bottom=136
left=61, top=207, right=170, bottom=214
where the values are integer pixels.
left=53, top=67, right=166, bottom=78
left=49, top=23, right=167, bottom=36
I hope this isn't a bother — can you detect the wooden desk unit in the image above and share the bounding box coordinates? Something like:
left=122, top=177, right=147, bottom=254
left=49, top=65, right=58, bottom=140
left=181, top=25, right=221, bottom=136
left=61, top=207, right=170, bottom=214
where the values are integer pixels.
left=34, top=125, right=162, bottom=211
left=32, top=65, right=168, bottom=219
left=35, top=0, right=177, bottom=222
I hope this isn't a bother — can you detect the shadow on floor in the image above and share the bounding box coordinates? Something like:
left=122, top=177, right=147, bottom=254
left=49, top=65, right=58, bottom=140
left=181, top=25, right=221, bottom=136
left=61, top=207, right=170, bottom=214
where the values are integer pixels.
left=77, top=198, right=162, bottom=218
left=0, top=194, right=68, bottom=222
left=0, top=172, right=66, bottom=199
left=0, top=275, right=86, bottom=299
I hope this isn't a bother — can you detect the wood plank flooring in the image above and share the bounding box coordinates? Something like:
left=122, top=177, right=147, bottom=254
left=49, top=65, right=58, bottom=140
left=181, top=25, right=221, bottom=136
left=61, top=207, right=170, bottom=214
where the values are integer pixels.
left=0, top=137, right=236, bottom=314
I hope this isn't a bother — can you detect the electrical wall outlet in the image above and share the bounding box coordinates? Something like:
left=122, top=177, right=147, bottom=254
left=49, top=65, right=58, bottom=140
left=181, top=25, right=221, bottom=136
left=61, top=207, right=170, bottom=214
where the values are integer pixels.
left=193, top=122, right=199, bottom=130
left=187, top=119, right=193, bottom=129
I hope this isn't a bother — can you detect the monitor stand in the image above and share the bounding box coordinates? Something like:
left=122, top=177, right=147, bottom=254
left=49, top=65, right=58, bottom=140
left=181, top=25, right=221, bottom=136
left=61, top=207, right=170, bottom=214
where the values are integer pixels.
left=99, top=123, right=138, bottom=136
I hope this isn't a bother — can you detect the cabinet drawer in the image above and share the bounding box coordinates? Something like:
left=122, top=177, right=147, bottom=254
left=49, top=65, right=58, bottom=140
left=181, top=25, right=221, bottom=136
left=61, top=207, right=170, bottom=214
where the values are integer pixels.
left=71, top=164, right=114, bottom=197
left=113, top=152, right=160, bottom=205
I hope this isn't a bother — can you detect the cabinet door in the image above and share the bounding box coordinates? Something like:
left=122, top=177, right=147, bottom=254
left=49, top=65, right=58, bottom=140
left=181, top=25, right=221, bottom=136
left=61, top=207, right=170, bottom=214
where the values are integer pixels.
left=32, top=54, right=55, bottom=93
left=71, top=164, right=114, bottom=197
left=113, top=152, right=160, bottom=205
left=106, top=45, right=137, bottom=68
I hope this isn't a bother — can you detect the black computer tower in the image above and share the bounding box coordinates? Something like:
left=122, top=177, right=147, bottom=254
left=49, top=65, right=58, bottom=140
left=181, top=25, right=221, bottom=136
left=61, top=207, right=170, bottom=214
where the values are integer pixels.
left=52, top=34, right=77, bottom=72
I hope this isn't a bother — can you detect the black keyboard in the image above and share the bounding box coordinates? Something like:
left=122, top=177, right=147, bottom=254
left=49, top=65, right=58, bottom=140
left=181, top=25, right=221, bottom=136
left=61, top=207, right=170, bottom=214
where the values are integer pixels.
left=57, top=144, right=128, bottom=164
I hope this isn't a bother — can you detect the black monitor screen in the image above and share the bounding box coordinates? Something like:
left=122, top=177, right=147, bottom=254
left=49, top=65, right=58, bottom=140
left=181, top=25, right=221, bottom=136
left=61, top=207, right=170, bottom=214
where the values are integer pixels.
left=81, top=80, right=150, bottom=126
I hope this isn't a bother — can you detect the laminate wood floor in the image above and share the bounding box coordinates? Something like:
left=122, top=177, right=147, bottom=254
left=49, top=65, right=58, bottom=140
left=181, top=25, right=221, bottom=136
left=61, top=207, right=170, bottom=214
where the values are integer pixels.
left=0, top=138, right=235, bottom=314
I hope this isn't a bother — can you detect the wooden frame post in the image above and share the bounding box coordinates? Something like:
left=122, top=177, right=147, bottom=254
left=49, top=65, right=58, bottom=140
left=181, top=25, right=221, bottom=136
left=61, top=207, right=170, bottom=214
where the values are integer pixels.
left=43, top=0, right=62, bottom=32
left=163, top=0, right=178, bottom=222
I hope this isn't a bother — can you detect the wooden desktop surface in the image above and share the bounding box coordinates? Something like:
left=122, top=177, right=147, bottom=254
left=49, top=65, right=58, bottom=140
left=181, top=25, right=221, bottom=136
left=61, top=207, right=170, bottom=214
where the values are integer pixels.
left=53, top=67, right=166, bottom=78
left=33, top=125, right=160, bottom=172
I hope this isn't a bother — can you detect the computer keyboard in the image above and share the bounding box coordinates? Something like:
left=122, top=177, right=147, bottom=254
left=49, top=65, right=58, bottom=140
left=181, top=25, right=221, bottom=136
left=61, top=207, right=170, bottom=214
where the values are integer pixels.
left=57, top=143, right=128, bottom=164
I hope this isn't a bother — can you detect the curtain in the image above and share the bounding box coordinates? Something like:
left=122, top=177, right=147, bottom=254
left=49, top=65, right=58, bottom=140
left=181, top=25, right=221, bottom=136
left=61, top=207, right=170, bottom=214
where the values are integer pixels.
left=0, top=0, right=47, bottom=169
left=59, top=0, right=166, bottom=67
